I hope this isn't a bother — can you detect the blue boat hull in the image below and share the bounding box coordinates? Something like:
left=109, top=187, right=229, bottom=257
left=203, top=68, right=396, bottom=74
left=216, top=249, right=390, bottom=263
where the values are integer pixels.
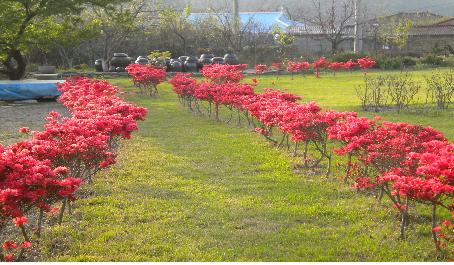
left=0, top=80, right=63, bottom=101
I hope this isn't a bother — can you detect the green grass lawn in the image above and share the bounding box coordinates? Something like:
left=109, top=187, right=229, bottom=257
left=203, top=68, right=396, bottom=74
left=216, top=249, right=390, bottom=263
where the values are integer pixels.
left=40, top=70, right=453, bottom=261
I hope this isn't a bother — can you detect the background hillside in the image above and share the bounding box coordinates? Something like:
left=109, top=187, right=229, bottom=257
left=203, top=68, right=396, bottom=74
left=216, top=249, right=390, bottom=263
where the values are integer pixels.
left=165, top=0, right=454, bottom=17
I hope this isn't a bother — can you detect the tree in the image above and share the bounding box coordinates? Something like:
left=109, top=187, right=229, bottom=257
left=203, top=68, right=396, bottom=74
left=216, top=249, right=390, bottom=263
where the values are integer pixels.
left=378, top=17, right=412, bottom=52
left=89, top=0, right=152, bottom=71
left=301, top=0, right=355, bottom=54
left=158, top=5, right=193, bottom=55
left=0, top=0, right=121, bottom=80
left=49, top=17, right=102, bottom=69
left=272, top=26, right=295, bottom=59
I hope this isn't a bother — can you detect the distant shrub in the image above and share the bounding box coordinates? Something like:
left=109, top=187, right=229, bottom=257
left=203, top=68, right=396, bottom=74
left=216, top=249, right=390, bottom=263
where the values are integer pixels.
left=443, top=56, right=454, bottom=67
left=356, top=75, right=388, bottom=112
left=356, top=73, right=420, bottom=112
left=26, top=63, right=39, bottom=72
left=425, top=71, right=454, bottom=109
left=74, top=64, right=90, bottom=71
left=375, top=56, right=402, bottom=70
left=331, top=51, right=366, bottom=63
left=401, top=56, right=418, bottom=67
left=422, top=54, right=444, bottom=66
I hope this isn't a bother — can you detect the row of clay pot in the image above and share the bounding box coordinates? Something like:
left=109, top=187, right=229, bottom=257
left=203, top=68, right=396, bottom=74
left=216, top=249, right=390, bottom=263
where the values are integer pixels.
left=94, top=53, right=239, bottom=72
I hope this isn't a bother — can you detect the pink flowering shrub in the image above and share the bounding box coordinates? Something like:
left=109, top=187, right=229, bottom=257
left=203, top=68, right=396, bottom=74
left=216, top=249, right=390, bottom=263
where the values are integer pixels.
left=312, top=57, right=328, bottom=78
left=357, top=56, right=376, bottom=73
left=343, top=59, right=358, bottom=71
left=287, top=61, right=311, bottom=79
left=168, top=63, right=454, bottom=258
left=328, top=62, right=345, bottom=76
left=255, top=64, right=268, bottom=75
left=126, top=64, right=167, bottom=96
left=201, top=64, right=247, bottom=84
left=0, top=77, right=146, bottom=261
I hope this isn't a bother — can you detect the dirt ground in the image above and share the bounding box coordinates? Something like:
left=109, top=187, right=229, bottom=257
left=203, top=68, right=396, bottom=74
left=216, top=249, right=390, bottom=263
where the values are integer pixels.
left=0, top=100, right=68, bottom=145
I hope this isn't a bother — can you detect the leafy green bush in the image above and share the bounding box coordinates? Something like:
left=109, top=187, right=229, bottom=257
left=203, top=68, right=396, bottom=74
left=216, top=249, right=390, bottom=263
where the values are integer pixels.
left=422, top=54, right=444, bottom=66
left=331, top=51, right=366, bottom=62
left=74, top=64, right=90, bottom=71
left=401, top=56, right=418, bottom=66
left=443, top=56, right=454, bottom=67
left=375, top=56, right=402, bottom=70
left=26, top=63, right=39, bottom=72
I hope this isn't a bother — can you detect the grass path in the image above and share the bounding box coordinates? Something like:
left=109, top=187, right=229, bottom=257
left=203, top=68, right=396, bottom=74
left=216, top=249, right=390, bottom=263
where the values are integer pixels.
left=42, top=77, right=439, bottom=261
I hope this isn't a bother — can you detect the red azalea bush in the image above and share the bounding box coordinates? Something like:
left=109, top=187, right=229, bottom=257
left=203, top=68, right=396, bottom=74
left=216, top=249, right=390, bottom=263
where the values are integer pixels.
left=287, top=61, right=311, bottom=79
left=328, top=62, right=345, bottom=76
left=279, top=57, right=374, bottom=80
left=201, top=64, right=247, bottom=84
left=255, top=64, right=268, bottom=75
left=0, top=77, right=146, bottom=261
left=313, top=57, right=327, bottom=78
left=271, top=62, right=285, bottom=72
left=126, top=64, right=167, bottom=96
left=343, top=59, right=358, bottom=70
left=168, top=73, right=198, bottom=110
left=169, top=63, right=454, bottom=258
left=357, top=56, right=376, bottom=71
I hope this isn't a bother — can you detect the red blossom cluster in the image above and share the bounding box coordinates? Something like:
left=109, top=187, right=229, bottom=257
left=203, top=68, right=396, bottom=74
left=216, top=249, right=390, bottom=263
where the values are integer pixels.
left=328, top=115, right=454, bottom=246
left=169, top=64, right=250, bottom=120
left=255, top=64, right=268, bottom=75
left=357, top=56, right=376, bottom=70
left=433, top=218, right=454, bottom=258
left=343, top=59, right=358, bottom=70
left=0, top=77, right=146, bottom=261
left=313, top=57, right=328, bottom=78
left=126, top=64, right=167, bottom=96
left=169, top=64, right=454, bottom=258
left=255, top=56, right=374, bottom=79
left=327, top=62, right=345, bottom=76
left=271, top=62, right=285, bottom=72
left=201, top=64, right=247, bottom=84
left=287, top=61, right=311, bottom=79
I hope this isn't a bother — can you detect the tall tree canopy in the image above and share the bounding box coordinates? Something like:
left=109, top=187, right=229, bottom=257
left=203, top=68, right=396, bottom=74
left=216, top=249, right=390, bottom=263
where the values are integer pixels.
left=0, top=0, right=122, bottom=80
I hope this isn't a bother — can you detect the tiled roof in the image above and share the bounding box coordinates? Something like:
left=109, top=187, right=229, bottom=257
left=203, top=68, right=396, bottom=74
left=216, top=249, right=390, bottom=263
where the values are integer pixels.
left=410, top=25, right=454, bottom=36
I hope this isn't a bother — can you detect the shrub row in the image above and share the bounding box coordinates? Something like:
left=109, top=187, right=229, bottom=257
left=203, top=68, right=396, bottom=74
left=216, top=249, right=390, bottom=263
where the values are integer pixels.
left=0, top=78, right=147, bottom=261
left=256, top=56, right=376, bottom=78
left=167, top=64, right=454, bottom=259
left=332, top=52, right=451, bottom=70
left=357, top=71, right=454, bottom=112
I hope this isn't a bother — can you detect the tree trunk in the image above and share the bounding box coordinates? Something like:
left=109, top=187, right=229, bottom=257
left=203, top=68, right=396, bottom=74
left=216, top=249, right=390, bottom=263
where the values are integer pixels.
left=102, top=59, right=109, bottom=72
left=331, top=41, right=338, bottom=55
left=2, top=49, right=26, bottom=80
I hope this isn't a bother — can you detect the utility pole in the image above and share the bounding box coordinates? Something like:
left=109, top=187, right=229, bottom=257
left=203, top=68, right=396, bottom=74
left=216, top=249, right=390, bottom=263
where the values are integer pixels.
left=233, top=0, right=240, bottom=33
left=233, top=0, right=240, bottom=51
left=353, top=0, right=359, bottom=53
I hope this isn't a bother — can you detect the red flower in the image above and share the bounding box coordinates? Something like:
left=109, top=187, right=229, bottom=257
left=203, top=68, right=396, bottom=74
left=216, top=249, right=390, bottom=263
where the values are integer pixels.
left=255, top=64, right=268, bottom=74
left=357, top=56, right=376, bottom=70
left=18, top=127, right=29, bottom=134
left=21, top=241, right=32, bottom=249
left=433, top=226, right=442, bottom=233
left=4, top=254, right=14, bottom=262
left=13, top=217, right=28, bottom=227
left=2, top=241, right=17, bottom=250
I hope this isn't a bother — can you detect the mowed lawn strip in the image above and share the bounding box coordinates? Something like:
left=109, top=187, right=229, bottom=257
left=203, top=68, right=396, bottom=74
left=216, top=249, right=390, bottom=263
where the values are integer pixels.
left=42, top=72, right=445, bottom=261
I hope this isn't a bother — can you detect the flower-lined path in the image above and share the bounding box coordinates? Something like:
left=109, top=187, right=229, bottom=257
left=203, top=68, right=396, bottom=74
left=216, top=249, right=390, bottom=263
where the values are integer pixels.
left=42, top=80, right=434, bottom=261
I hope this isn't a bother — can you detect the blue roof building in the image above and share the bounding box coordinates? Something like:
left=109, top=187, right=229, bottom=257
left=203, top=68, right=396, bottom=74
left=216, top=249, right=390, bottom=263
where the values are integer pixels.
left=188, top=10, right=304, bottom=33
